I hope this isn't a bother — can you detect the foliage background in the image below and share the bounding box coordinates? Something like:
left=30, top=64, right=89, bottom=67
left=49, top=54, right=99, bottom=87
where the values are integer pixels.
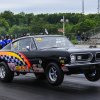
left=0, top=11, right=99, bottom=39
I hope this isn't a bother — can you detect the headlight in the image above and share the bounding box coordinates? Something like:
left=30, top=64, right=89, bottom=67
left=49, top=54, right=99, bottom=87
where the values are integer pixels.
left=70, top=54, right=76, bottom=63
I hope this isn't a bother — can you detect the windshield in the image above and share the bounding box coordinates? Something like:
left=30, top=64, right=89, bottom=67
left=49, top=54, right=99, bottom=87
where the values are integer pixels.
left=35, top=36, right=73, bottom=49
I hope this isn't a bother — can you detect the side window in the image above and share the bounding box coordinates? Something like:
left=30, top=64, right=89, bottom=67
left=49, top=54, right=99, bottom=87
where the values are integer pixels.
left=19, top=38, right=32, bottom=50
left=12, top=38, right=35, bottom=50
left=12, top=41, right=19, bottom=50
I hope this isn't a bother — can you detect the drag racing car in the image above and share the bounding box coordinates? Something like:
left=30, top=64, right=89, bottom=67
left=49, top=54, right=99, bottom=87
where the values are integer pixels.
left=0, top=35, right=100, bottom=86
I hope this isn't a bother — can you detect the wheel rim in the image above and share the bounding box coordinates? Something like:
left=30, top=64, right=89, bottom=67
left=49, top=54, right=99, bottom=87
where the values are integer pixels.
left=89, top=70, right=96, bottom=77
left=0, top=66, right=6, bottom=78
left=49, top=66, right=57, bottom=82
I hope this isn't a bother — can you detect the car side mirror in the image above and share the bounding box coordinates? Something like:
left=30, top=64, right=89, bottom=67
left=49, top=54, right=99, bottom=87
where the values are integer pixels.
left=26, top=46, right=30, bottom=51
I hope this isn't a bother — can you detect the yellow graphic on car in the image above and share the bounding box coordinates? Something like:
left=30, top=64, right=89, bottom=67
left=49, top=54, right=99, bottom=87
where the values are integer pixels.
left=35, top=38, right=41, bottom=40
left=14, top=42, right=17, bottom=45
left=0, top=52, right=25, bottom=64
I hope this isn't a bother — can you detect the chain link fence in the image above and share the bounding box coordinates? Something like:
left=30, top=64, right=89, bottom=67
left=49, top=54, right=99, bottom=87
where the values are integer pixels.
left=85, top=26, right=100, bottom=37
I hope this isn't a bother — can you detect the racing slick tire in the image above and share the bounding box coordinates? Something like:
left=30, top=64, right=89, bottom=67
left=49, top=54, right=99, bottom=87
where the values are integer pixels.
left=85, top=70, right=100, bottom=82
left=46, top=62, right=64, bottom=86
left=0, top=62, right=14, bottom=82
left=35, top=73, right=46, bottom=79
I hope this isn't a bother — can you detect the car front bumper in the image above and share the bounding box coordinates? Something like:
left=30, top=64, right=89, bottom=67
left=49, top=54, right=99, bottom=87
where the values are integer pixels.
left=61, top=62, right=100, bottom=72
left=65, top=62, right=100, bottom=67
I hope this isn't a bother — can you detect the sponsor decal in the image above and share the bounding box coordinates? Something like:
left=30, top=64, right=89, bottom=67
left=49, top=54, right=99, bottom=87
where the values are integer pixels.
left=14, top=66, right=17, bottom=71
left=8, top=63, right=15, bottom=67
left=14, top=42, right=17, bottom=45
left=25, top=70, right=30, bottom=72
left=61, top=66, right=69, bottom=71
left=39, top=59, right=42, bottom=64
left=38, top=64, right=42, bottom=67
left=22, top=48, right=26, bottom=49
left=38, top=68, right=44, bottom=72
left=8, top=63, right=15, bottom=71
left=30, top=70, right=34, bottom=72
left=35, top=38, right=41, bottom=40
left=38, top=41, right=42, bottom=42
left=33, top=67, right=39, bottom=72
left=22, top=66, right=26, bottom=69
left=14, top=46, right=16, bottom=48
left=32, top=64, right=37, bottom=67
left=60, top=60, right=65, bottom=64
left=16, top=66, right=21, bottom=69
left=12, top=66, right=27, bottom=70
left=38, top=67, right=43, bottom=70
left=34, top=67, right=38, bottom=70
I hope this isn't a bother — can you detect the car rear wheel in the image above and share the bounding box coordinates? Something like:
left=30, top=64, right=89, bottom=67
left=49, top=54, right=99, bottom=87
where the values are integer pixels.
left=35, top=73, right=46, bottom=79
left=85, top=70, right=100, bottom=81
left=0, top=62, right=14, bottom=82
left=46, top=62, right=64, bottom=86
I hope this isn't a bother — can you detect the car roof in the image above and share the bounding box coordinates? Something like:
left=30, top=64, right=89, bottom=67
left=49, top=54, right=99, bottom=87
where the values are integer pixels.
left=33, top=35, right=64, bottom=37
left=13, top=35, right=65, bottom=42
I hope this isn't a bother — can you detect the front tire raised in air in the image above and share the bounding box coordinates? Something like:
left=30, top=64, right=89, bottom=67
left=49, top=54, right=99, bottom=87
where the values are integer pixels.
left=0, top=62, right=14, bottom=82
left=85, top=70, right=100, bottom=82
left=46, top=62, right=64, bottom=86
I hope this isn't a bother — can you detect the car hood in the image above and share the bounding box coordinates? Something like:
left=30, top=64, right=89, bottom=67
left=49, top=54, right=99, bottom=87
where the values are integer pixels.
left=67, top=46, right=100, bottom=53
left=40, top=46, right=100, bottom=53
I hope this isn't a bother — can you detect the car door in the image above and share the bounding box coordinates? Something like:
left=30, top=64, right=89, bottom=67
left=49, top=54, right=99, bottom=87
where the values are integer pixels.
left=11, top=37, right=37, bottom=66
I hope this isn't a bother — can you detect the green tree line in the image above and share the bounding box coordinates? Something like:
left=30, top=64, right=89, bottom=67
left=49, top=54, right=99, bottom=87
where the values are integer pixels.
left=0, top=10, right=100, bottom=38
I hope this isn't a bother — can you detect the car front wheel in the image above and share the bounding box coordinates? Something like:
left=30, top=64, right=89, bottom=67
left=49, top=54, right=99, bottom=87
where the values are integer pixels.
left=46, top=62, right=64, bottom=86
left=85, top=70, right=100, bottom=82
left=0, top=62, right=14, bottom=82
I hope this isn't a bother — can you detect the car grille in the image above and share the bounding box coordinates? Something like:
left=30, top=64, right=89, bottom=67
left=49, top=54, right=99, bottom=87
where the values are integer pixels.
left=96, top=53, right=100, bottom=61
left=76, top=54, right=89, bottom=61
left=72, top=53, right=93, bottom=62
left=77, top=53, right=92, bottom=61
